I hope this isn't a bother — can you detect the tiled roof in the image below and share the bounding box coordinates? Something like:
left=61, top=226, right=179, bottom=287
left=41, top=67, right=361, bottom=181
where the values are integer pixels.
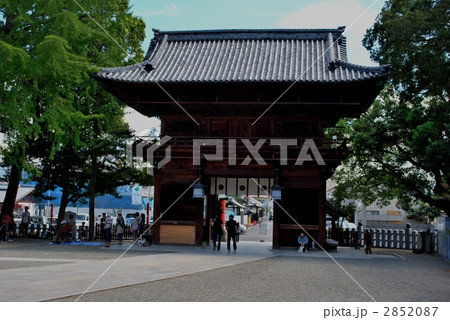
left=95, top=28, right=389, bottom=83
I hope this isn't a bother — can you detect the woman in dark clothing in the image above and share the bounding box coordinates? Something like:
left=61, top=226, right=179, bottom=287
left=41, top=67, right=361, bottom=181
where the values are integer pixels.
left=364, top=230, right=372, bottom=255
left=212, top=216, right=224, bottom=251
left=139, top=213, right=146, bottom=235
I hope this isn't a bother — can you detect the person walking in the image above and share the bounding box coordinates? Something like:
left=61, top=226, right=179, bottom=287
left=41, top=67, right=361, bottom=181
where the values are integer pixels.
left=99, top=214, right=105, bottom=240
left=131, top=212, right=140, bottom=241
left=364, top=229, right=372, bottom=255
left=20, top=206, right=31, bottom=238
left=211, top=215, right=224, bottom=251
left=102, top=213, right=112, bottom=247
left=226, top=214, right=238, bottom=252
left=355, top=222, right=362, bottom=250
left=235, top=222, right=241, bottom=243
left=116, top=213, right=125, bottom=245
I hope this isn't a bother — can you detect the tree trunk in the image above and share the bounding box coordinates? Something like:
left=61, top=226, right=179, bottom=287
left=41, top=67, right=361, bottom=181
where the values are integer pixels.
left=88, top=156, right=97, bottom=241
left=0, top=164, right=22, bottom=218
left=3, top=13, right=16, bottom=35
left=56, top=189, right=70, bottom=236
left=88, top=89, right=100, bottom=241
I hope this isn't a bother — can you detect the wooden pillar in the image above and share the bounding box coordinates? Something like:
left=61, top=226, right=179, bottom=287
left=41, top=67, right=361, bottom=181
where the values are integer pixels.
left=272, top=200, right=281, bottom=249
left=207, top=194, right=216, bottom=243
left=318, top=178, right=327, bottom=247
left=152, top=172, right=162, bottom=244
left=195, top=198, right=204, bottom=246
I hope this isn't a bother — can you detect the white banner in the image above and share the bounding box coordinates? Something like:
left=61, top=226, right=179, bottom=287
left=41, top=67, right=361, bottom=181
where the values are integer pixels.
left=131, top=185, right=142, bottom=205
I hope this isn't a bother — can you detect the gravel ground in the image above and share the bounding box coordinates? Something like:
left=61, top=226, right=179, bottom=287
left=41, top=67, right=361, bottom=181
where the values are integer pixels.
left=2, top=227, right=449, bottom=303
left=50, top=250, right=449, bottom=302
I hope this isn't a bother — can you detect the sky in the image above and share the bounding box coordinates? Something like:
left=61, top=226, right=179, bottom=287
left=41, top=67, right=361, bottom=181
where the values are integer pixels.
left=0, top=1, right=387, bottom=148
left=125, top=0, right=387, bottom=133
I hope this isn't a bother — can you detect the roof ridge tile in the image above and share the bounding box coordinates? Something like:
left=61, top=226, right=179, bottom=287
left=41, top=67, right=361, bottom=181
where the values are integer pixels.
left=95, top=28, right=390, bottom=84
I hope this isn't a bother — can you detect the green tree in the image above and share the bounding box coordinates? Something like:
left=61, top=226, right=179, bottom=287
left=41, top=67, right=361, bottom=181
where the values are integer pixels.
left=406, top=202, right=442, bottom=224
left=334, top=0, right=450, bottom=216
left=326, top=197, right=357, bottom=232
left=69, top=1, right=146, bottom=239
left=0, top=1, right=146, bottom=225
left=0, top=3, right=93, bottom=218
left=334, top=86, right=449, bottom=216
left=34, top=130, right=153, bottom=239
left=363, top=0, right=450, bottom=101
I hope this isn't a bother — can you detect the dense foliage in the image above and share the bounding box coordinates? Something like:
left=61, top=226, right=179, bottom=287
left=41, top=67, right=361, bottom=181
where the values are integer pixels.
left=0, top=1, right=149, bottom=235
left=333, top=0, right=449, bottom=217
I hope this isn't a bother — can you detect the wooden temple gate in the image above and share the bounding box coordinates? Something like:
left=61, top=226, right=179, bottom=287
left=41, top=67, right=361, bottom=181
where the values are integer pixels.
left=95, top=28, right=389, bottom=248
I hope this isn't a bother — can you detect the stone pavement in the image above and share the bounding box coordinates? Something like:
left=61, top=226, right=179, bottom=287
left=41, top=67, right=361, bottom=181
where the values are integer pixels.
left=0, top=221, right=409, bottom=302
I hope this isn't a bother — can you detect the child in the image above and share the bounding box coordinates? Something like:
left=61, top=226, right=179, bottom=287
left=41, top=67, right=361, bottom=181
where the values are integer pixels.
left=79, top=222, right=87, bottom=241
left=46, top=224, right=56, bottom=240
left=8, top=216, right=15, bottom=241
left=59, top=220, right=69, bottom=243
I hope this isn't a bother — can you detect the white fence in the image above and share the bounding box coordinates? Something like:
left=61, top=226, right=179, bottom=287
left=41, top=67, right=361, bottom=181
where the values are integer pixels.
left=328, top=227, right=439, bottom=253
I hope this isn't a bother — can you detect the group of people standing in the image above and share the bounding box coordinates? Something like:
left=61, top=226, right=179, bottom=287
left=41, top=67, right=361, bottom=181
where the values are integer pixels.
left=211, top=211, right=240, bottom=252
left=130, top=212, right=147, bottom=241
left=0, top=212, right=16, bottom=243
left=353, top=227, right=373, bottom=254
left=0, top=206, right=30, bottom=243
left=100, top=212, right=114, bottom=247
left=99, top=212, right=147, bottom=247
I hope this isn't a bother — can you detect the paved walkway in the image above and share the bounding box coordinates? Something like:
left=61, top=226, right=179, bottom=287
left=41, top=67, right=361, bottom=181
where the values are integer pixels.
left=1, top=221, right=446, bottom=302
left=1, top=245, right=395, bottom=302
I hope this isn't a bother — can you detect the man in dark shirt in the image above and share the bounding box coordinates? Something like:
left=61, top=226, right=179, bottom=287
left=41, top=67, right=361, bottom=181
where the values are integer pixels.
left=212, top=215, right=224, bottom=251
left=21, top=206, right=31, bottom=238
left=226, top=214, right=238, bottom=252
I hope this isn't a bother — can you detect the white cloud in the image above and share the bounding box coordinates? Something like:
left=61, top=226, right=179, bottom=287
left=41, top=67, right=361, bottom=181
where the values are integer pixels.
left=142, top=4, right=179, bottom=16
left=277, top=0, right=381, bottom=65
